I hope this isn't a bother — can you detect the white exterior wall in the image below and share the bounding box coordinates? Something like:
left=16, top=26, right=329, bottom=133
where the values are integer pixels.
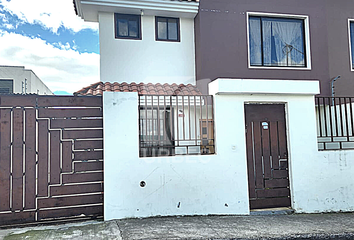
left=295, top=150, right=354, bottom=213
left=104, top=92, right=249, bottom=220
left=211, top=79, right=354, bottom=214
left=104, top=79, right=354, bottom=220
left=99, top=12, right=196, bottom=85
left=0, top=66, right=52, bottom=95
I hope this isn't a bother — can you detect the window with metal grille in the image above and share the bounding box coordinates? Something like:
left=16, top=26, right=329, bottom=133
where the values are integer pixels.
left=139, top=95, right=215, bottom=157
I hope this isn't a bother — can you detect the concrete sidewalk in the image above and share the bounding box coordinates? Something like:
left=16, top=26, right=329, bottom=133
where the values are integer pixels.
left=1, top=212, right=354, bottom=239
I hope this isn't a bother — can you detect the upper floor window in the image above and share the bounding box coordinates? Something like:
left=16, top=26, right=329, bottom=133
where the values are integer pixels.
left=115, top=13, right=141, bottom=40
left=155, top=17, right=180, bottom=42
left=0, top=79, right=13, bottom=94
left=349, top=20, right=354, bottom=70
left=249, top=15, right=307, bottom=68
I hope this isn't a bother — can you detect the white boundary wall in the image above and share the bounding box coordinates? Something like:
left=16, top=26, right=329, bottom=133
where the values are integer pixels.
left=104, top=79, right=354, bottom=220
left=104, top=92, right=249, bottom=220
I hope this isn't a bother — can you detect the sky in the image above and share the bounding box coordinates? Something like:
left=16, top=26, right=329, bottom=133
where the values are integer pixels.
left=0, top=0, right=99, bottom=95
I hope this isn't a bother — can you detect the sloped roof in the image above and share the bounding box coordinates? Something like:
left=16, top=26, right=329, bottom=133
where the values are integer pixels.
left=73, top=0, right=199, bottom=15
left=75, top=82, right=202, bottom=96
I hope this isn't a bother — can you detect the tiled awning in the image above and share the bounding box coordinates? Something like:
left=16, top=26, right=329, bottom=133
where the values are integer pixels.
left=75, top=82, right=202, bottom=96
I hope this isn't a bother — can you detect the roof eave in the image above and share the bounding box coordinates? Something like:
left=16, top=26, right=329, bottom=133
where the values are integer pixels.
left=75, top=0, right=199, bottom=22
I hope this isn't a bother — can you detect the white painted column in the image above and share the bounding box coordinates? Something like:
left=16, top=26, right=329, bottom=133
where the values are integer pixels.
left=103, top=92, right=139, bottom=220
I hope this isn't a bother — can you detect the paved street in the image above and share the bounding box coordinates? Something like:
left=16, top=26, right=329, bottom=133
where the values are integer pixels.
left=1, top=213, right=354, bottom=239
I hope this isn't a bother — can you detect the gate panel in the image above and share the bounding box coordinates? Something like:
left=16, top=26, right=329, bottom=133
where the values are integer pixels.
left=0, top=96, right=104, bottom=226
left=25, top=108, right=36, bottom=210
left=50, top=130, right=61, bottom=185
left=37, top=119, right=49, bottom=198
left=12, top=108, right=24, bottom=211
left=0, top=109, right=11, bottom=211
left=245, top=104, right=291, bottom=209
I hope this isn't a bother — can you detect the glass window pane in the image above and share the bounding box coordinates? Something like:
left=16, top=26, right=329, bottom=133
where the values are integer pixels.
left=262, top=17, right=305, bottom=67
left=249, top=16, right=306, bottom=67
left=168, top=19, right=178, bottom=40
left=351, top=22, right=354, bottom=69
left=249, top=17, right=262, bottom=66
left=129, top=20, right=138, bottom=37
left=118, top=19, right=128, bottom=37
left=158, top=20, right=167, bottom=40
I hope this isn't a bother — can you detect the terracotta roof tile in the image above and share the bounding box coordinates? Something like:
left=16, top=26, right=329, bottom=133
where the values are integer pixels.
left=75, top=82, right=202, bottom=96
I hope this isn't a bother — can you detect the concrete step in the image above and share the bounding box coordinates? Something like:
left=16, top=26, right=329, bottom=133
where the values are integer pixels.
left=250, top=207, right=294, bottom=215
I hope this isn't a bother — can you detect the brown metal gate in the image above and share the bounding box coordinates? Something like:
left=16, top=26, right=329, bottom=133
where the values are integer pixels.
left=0, top=95, right=103, bottom=226
left=245, top=104, right=291, bottom=209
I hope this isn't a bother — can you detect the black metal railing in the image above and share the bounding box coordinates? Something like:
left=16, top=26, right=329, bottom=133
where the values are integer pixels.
left=315, top=97, right=354, bottom=150
left=138, top=95, right=215, bottom=157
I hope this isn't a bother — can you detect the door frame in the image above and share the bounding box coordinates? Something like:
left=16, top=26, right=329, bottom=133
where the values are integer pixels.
left=244, top=102, right=293, bottom=210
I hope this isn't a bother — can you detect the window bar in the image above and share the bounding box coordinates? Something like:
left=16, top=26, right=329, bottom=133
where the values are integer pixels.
left=333, top=97, right=339, bottom=137
left=151, top=96, right=154, bottom=146
left=350, top=97, right=354, bottom=136
left=344, top=97, right=350, bottom=141
left=170, top=96, right=174, bottom=146
left=328, top=97, right=334, bottom=142
left=317, top=97, right=323, bottom=137
left=199, top=96, right=202, bottom=147
left=323, top=97, right=328, bottom=137
left=163, top=96, right=167, bottom=142
left=182, top=96, right=185, bottom=141
left=145, top=95, right=148, bottom=144
left=138, top=96, right=141, bottom=155
left=338, top=97, right=344, bottom=137
left=188, top=96, right=191, bottom=141
left=176, top=96, right=179, bottom=146
left=157, top=96, right=161, bottom=151
left=194, top=96, right=197, bottom=146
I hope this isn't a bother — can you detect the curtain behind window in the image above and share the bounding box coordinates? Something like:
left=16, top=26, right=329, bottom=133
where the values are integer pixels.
left=249, top=17, right=262, bottom=65
left=250, top=17, right=305, bottom=67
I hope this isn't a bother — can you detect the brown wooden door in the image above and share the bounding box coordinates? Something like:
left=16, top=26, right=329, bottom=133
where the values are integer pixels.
left=245, top=104, right=291, bottom=209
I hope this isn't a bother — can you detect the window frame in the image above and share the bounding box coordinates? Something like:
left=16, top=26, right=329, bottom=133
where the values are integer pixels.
left=247, top=12, right=311, bottom=70
left=155, top=16, right=180, bottom=42
left=114, top=13, right=142, bottom=40
left=348, top=19, right=354, bottom=71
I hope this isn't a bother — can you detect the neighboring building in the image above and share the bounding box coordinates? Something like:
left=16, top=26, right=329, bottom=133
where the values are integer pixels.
left=0, top=66, right=53, bottom=95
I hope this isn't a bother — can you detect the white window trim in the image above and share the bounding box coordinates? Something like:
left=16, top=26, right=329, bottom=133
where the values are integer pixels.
left=348, top=19, right=354, bottom=72
left=246, top=12, right=312, bottom=70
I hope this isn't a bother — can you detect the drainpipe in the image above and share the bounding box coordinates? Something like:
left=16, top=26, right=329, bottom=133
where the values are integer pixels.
left=331, top=75, right=340, bottom=98
left=330, top=75, right=340, bottom=105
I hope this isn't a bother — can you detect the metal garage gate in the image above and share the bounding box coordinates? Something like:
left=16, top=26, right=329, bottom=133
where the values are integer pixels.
left=0, top=95, right=103, bottom=226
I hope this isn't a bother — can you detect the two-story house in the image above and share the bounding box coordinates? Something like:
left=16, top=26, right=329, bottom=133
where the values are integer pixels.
left=73, top=0, right=354, bottom=220
left=74, top=0, right=354, bottom=97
